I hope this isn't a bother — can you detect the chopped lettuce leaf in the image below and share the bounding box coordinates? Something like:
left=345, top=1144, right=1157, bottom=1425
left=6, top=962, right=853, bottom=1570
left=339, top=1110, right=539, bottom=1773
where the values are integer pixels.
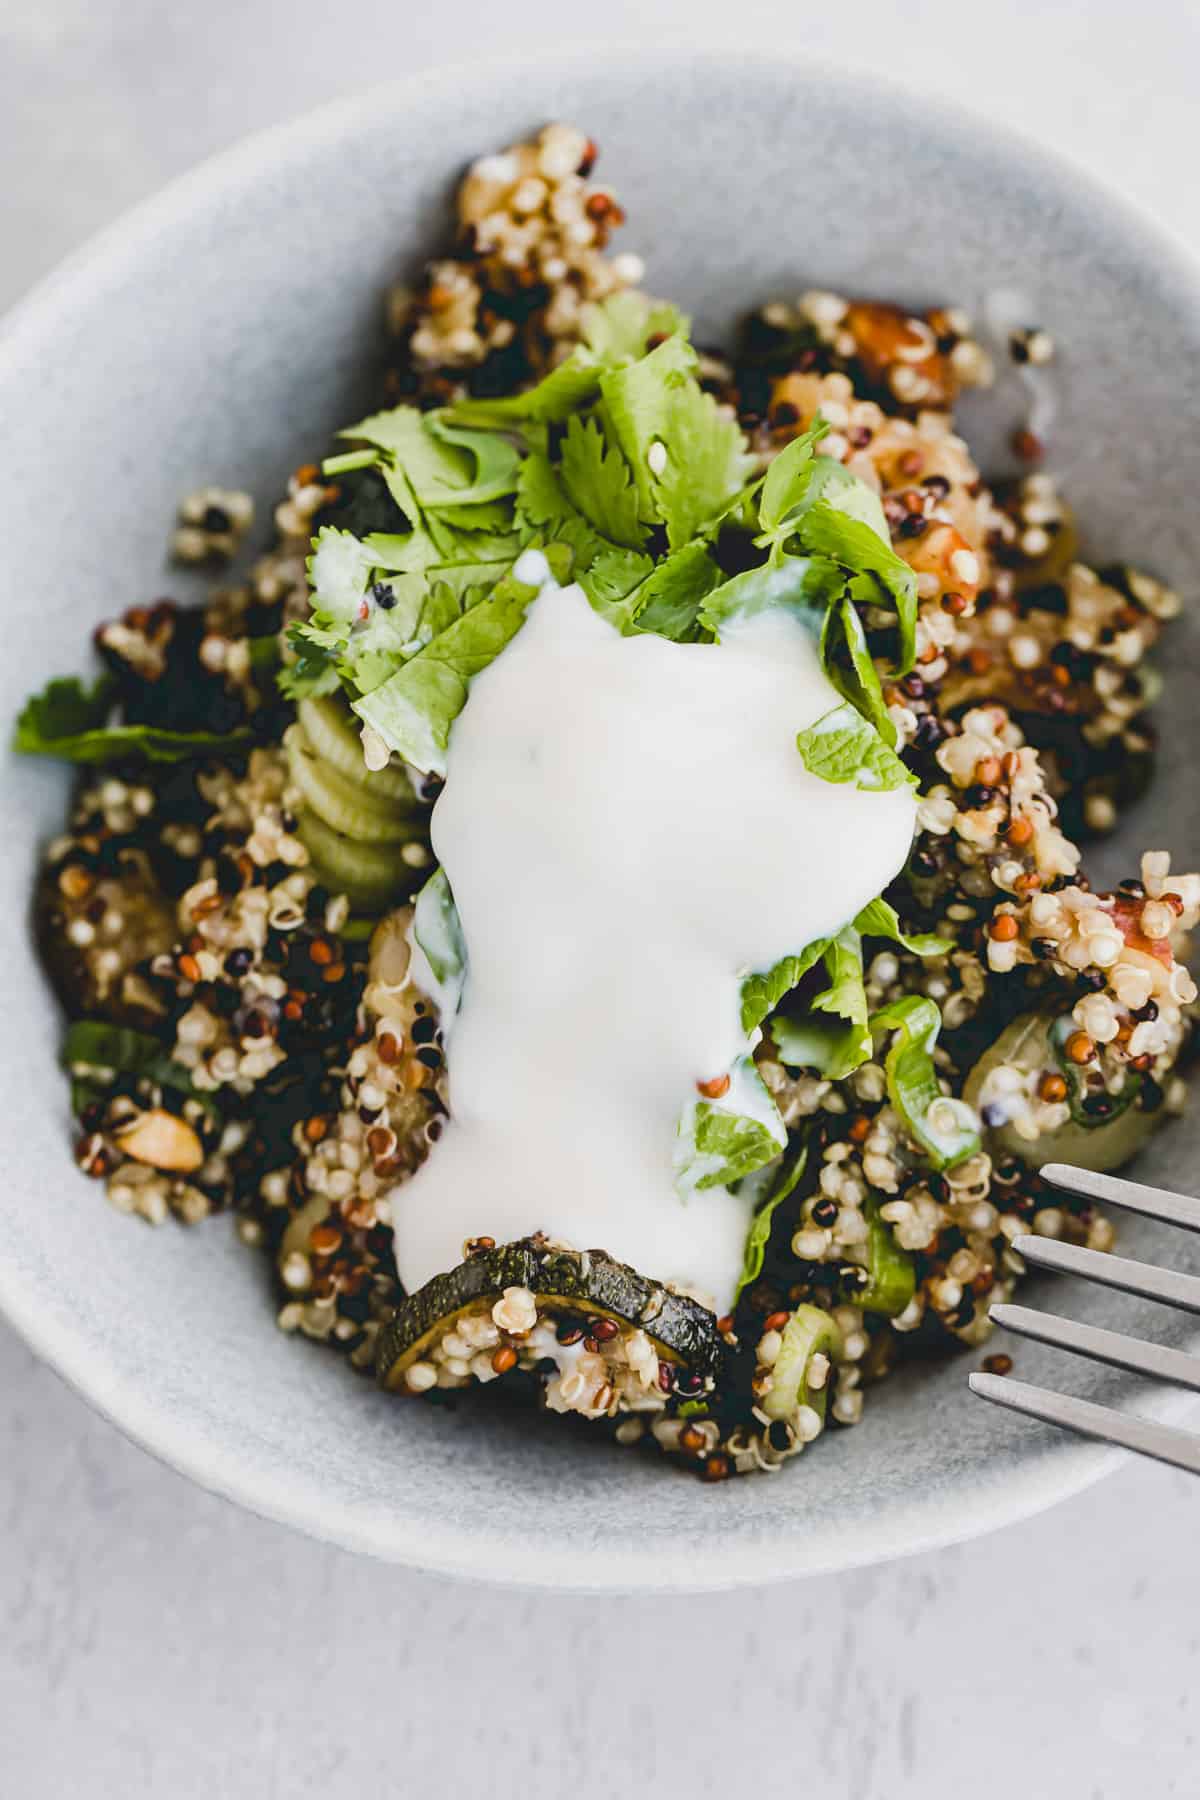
left=761, top=896, right=949, bottom=1076
left=769, top=1012, right=866, bottom=1079
left=870, top=995, right=980, bottom=1170
left=854, top=897, right=950, bottom=958
left=675, top=1056, right=788, bottom=1193
left=796, top=701, right=917, bottom=792
left=741, top=938, right=831, bottom=1035
left=353, top=569, right=538, bottom=775
left=734, top=1132, right=810, bottom=1300
left=810, top=924, right=873, bottom=1077
left=14, top=675, right=250, bottom=765
left=411, top=866, right=468, bottom=1023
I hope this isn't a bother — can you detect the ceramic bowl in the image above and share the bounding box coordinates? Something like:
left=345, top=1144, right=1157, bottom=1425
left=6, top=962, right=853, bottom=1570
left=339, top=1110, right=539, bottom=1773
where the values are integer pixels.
left=3, top=48, right=1200, bottom=1590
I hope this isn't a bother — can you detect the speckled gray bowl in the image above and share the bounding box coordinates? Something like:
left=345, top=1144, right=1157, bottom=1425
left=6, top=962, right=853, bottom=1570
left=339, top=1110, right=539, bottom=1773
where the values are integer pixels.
left=3, top=48, right=1200, bottom=1590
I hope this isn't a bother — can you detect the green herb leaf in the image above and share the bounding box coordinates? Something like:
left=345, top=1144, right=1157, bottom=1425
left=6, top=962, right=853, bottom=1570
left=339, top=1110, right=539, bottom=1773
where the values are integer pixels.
left=810, top=924, right=873, bottom=1078
left=353, top=568, right=538, bottom=775
left=853, top=897, right=951, bottom=958
left=412, top=866, right=468, bottom=1020
left=599, top=334, right=753, bottom=548
left=558, top=415, right=646, bottom=549
left=758, top=418, right=831, bottom=534
left=741, top=937, right=831, bottom=1035
left=675, top=1058, right=787, bottom=1193
left=449, top=350, right=604, bottom=426
left=628, top=542, right=721, bottom=641
left=62, top=1020, right=216, bottom=1119
left=700, top=555, right=845, bottom=637
left=798, top=502, right=917, bottom=675
left=826, top=593, right=896, bottom=746
left=514, top=452, right=607, bottom=570
left=14, top=675, right=250, bottom=765
left=769, top=1011, right=866, bottom=1078
left=869, top=994, right=980, bottom=1170
left=581, top=291, right=690, bottom=360
left=734, top=1133, right=810, bottom=1299
left=796, top=702, right=917, bottom=792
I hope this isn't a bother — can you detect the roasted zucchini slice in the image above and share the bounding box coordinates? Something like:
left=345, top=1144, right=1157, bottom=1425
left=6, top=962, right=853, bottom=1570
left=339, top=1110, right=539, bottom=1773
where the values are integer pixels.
left=377, top=1237, right=724, bottom=1390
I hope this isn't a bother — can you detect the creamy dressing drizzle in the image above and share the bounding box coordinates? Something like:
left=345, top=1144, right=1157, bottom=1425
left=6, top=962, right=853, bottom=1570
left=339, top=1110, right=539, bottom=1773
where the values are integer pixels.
left=389, top=576, right=916, bottom=1312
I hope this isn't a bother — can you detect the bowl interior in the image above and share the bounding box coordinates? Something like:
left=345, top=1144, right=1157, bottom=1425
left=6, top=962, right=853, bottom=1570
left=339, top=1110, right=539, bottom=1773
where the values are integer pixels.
left=4, top=52, right=1200, bottom=1588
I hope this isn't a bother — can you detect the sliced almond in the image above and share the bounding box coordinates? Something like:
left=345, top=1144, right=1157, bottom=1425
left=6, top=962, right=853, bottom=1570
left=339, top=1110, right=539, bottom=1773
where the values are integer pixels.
left=115, top=1108, right=204, bottom=1173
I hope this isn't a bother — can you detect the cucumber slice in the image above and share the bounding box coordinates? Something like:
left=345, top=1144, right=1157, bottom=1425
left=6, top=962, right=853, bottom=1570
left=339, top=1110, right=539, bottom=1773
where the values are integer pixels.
left=296, top=695, right=416, bottom=804
left=285, top=726, right=417, bottom=843
left=858, top=1202, right=916, bottom=1317
left=377, top=1238, right=724, bottom=1388
left=964, top=1010, right=1160, bottom=1173
left=762, top=1304, right=843, bottom=1423
left=296, top=807, right=417, bottom=909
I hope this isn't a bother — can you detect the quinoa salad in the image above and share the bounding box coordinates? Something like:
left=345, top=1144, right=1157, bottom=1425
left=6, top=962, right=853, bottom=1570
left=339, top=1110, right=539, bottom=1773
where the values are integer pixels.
left=18, top=122, right=1198, bottom=1483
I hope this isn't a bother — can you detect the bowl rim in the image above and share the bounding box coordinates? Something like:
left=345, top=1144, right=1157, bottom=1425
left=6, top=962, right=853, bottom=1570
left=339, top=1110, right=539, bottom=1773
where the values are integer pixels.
left=3, top=42, right=1199, bottom=1589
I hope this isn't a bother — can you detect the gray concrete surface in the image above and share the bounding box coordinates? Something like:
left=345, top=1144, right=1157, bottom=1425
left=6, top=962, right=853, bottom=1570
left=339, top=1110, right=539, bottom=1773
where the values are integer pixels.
left=3, top=1, right=1199, bottom=1793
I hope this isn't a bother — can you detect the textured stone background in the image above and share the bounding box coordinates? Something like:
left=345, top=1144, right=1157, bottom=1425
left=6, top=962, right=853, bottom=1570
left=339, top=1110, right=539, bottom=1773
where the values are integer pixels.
left=3, top=2, right=1199, bottom=1793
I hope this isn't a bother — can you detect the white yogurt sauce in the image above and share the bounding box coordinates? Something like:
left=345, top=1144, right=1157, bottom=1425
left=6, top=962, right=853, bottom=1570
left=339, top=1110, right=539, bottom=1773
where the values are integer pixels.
left=390, top=574, right=916, bottom=1312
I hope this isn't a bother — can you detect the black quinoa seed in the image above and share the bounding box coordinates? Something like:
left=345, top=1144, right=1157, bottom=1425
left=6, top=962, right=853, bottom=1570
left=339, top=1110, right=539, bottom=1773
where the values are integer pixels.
left=202, top=504, right=231, bottom=532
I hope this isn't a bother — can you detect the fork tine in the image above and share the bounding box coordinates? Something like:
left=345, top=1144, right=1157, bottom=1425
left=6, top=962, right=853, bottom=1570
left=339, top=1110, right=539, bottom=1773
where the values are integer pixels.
left=970, top=1372, right=1200, bottom=1474
left=1013, top=1234, right=1200, bottom=1315
left=989, top=1301, right=1200, bottom=1390
left=1041, top=1162, right=1200, bottom=1232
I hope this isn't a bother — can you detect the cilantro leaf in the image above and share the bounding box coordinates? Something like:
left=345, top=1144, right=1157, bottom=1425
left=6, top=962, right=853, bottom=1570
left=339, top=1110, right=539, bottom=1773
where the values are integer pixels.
left=628, top=543, right=720, bottom=640
left=449, top=350, right=603, bottom=426
left=14, top=674, right=250, bottom=765
left=796, top=702, right=917, bottom=792
left=514, top=452, right=607, bottom=570
left=599, top=334, right=753, bottom=548
left=700, top=555, right=845, bottom=637
left=758, top=418, right=831, bottom=534
left=580, top=290, right=690, bottom=360
left=558, top=415, right=646, bottom=549
left=278, top=615, right=346, bottom=700
left=800, top=507, right=917, bottom=673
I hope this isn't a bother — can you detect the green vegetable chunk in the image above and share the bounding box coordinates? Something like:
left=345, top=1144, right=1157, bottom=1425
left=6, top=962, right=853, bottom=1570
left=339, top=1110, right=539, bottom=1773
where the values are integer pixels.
left=870, top=995, right=980, bottom=1170
left=858, top=1201, right=916, bottom=1317
left=14, top=675, right=250, bottom=765
left=762, top=1305, right=843, bottom=1423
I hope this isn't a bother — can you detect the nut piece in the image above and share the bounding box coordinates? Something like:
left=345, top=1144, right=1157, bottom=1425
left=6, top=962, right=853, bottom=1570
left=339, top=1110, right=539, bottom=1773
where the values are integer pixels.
left=114, top=1108, right=204, bottom=1173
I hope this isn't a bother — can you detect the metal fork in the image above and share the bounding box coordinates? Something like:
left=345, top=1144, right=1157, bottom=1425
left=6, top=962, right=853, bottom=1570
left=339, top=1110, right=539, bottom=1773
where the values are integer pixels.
left=969, top=1163, right=1200, bottom=1474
